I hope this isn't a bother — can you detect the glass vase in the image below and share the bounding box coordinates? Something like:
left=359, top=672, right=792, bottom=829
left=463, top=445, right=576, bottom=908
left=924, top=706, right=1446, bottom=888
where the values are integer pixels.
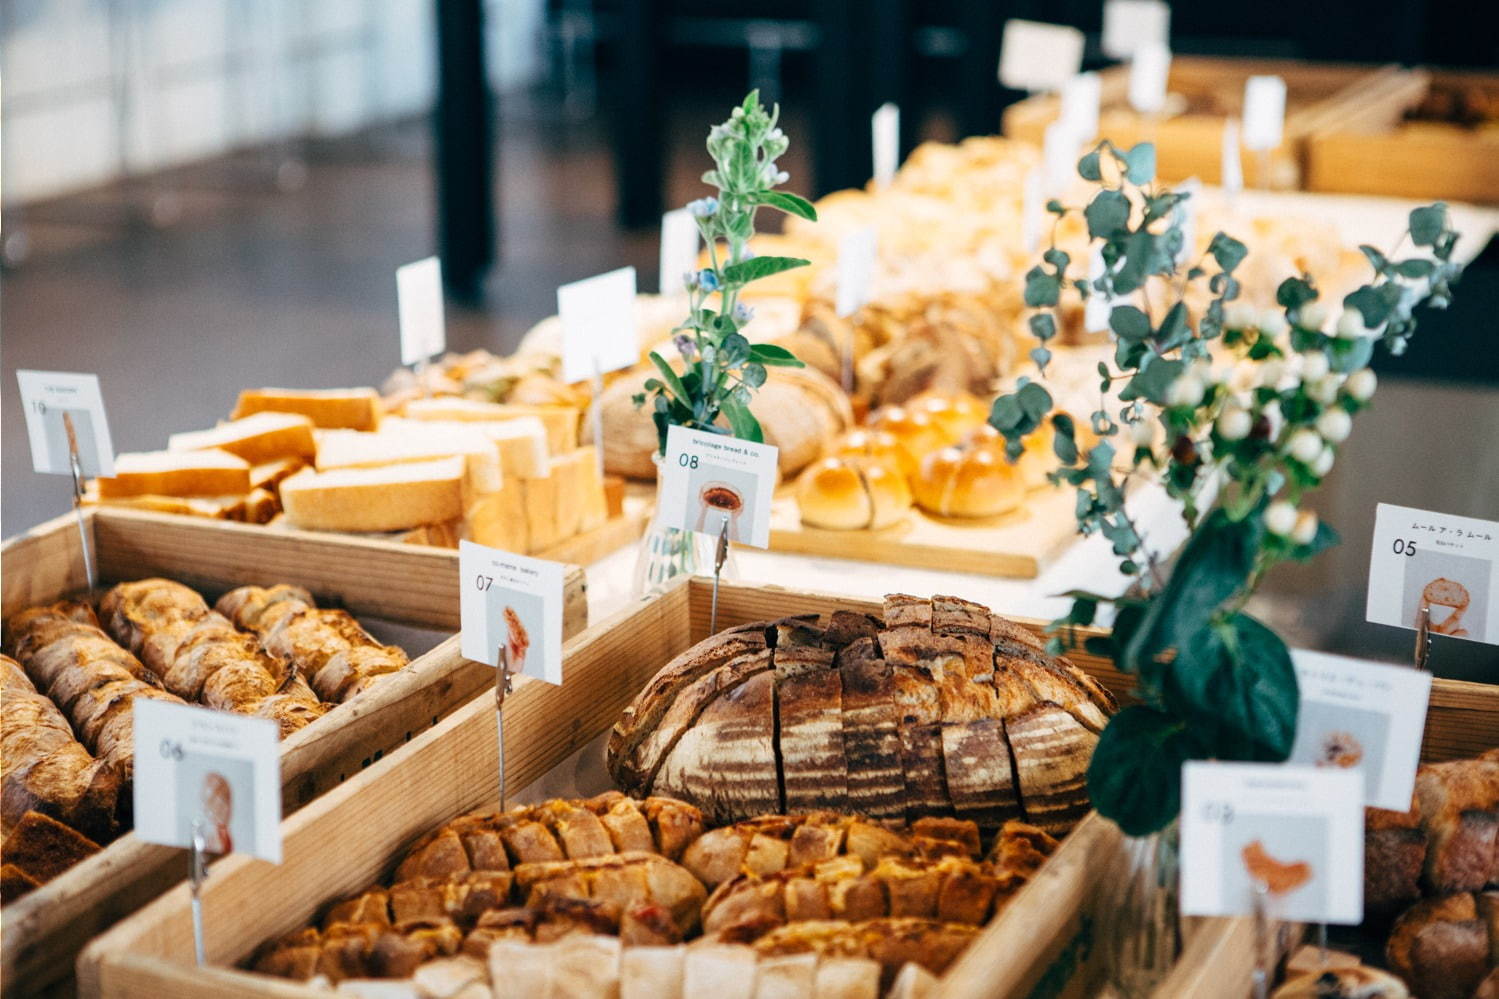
left=632, top=454, right=736, bottom=597
left=1097, top=821, right=1182, bottom=998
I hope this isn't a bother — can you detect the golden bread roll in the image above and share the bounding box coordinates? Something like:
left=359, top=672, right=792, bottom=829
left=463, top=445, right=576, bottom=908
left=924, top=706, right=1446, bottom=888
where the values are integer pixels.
left=835, top=429, right=918, bottom=479
left=796, top=457, right=911, bottom=531
left=912, top=438, right=1024, bottom=519
left=908, top=393, right=989, bottom=444
left=964, top=423, right=1053, bottom=491
left=866, top=406, right=948, bottom=462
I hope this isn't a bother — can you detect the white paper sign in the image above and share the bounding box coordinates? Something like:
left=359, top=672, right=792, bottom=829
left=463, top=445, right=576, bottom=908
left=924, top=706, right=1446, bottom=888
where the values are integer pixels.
left=1059, top=73, right=1101, bottom=143
left=998, top=20, right=1084, bottom=93
left=872, top=103, right=900, bottom=188
left=558, top=266, right=639, bottom=384
left=1129, top=42, right=1172, bottom=114
left=1288, top=650, right=1431, bottom=811
left=1181, top=762, right=1363, bottom=925
left=1367, top=503, right=1499, bottom=645
left=1221, top=118, right=1244, bottom=193
left=1042, top=121, right=1081, bottom=196
left=1102, top=0, right=1170, bottom=60
left=397, top=257, right=446, bottom=366
left=133, top=700, right=282, bottom=862
left=16, top=370, right=115, bottom=477
left=459, top=541, right=565, bottom=685
left=657, top=424, right=777, bottom=548
left=659, top=209, right=700, bottom=297
left=836, top=227, right=878, bottom=318
left=1242, top=75, right=1287, bottom=151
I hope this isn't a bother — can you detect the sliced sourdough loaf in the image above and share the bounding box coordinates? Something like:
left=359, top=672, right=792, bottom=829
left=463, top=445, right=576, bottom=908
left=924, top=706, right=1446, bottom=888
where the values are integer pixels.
left=168, top=411, right=316, bottom=464
left=96, top=449, right=251, bottom=499
left=279, top=457, right=465, bottom=532
left=231, top=387, right=382, bottom=430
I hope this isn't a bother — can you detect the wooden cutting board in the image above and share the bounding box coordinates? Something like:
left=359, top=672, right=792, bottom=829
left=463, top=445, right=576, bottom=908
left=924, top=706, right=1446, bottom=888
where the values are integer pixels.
left=768, top=485, right=1082, bottom=579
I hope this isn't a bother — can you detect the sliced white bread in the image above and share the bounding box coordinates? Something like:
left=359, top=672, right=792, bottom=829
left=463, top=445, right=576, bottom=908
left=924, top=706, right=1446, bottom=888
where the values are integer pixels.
left=314, top=427, right=502, bottom=495
left=574, top=445, right=609, bottom=532
left=168, top=411, right=316, bottom=464
left=401, top=397, right=578, bottom=453
left=279, top=457, right=465, bottom=533
left=383, top=415, right=550, bottom=479
left=231, top=387, right=382, bottom=430
left=96, top=449, right=251, bottom=499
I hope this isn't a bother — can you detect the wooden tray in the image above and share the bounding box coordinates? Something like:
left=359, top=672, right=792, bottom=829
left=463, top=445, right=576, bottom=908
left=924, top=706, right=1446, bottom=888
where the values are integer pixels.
left=1003, top=58, right=1409, bottom=190
left=76, top=579, right=1499, bottom=998
left=768, top=485, right=1081, bottom=579
left=1, top=507, right=588, bottom=998
left=1307, top=69, right=1499, bottom=204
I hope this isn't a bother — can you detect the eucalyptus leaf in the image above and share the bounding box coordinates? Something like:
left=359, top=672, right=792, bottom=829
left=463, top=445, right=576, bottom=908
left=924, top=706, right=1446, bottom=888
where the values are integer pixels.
left=1031, top=346, right=1053, bottom=369
left=1156, top=302, right=1191, bottom=349
left=1358, top=245, right=1389, bottom=273
left=1208, top=232, right=1248, bottom=274
left=1409, top=204, right=1448, bottom=247
left=1017, top=381, right=1053, bottom=420
left=1276, top=276, right=1318, bottom=310
left=740, top=361, right=767, bottom=388
left=1119, top=356, right=1183, bottom=404
left=1077, top=150, right=1103, bottom=182
left=1024, top=268, right=1062, bottom=308
left=1029, top=313, right=1058, bottom=341
left=1109, top=305, right=1152, bottom=341
left=1124, top=143, right=1156, bottom=185
left=1085, top=190, right=1130, bottom=240
left=1395, top=258, right=1435, bottom=279
left=1052, top=412, right=1078, bottom=463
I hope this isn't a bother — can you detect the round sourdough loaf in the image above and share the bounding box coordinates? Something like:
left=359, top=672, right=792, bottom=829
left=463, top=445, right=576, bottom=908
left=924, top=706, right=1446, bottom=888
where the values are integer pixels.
left=606, top=594, right=1116, bottom=833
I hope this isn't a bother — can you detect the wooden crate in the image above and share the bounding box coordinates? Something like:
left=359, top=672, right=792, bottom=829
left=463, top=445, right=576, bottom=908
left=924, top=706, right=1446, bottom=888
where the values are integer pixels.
left=1003, top=58, right=1412, bottom=190
left=1307, top=69, right=1499, bottom=204
left=76, top=578, right=1499, bottom=998
left=1, top=507, right=588, bottom=998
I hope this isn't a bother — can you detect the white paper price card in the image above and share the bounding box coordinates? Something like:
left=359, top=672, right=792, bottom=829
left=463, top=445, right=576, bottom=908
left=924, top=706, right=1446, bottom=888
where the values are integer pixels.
left=836, top=226, right=878, bottom=319
left=1059, top=72, right=1101, bottom=143
left=1102, top=0, right=1170, bottom=60
left=1129, top=41, right=1171, bottom=114
left=133, top=700, right=282, bottom=862
left=1042, top=121, right=1081, bottom=196
left=1367, top=503, right=1499, bottom=645
left=659, top=208, right=700, bottom=296
left=1288, top=650, right=1431, bottom=811
left=998, top=20, right=1084, bottom=93
left=1242, top=75, right=1287, bottom=151
left=1181, top=761, right=1363, bottom=924
left=16, top=370, right=115, bottom=477
left=559, top=266, right=639, bottom=384
left=460, top=541, right=565, bottom=685
left=397, top=256, right=446, bottom=366
left=872, top=103, right=900, bottom=188
left=658, top=424, right=777, bottom=548
left=1221, top=118, right=1244, bottom=193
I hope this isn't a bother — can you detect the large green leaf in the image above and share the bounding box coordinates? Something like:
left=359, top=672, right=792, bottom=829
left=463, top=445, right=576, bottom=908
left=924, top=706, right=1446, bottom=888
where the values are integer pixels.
left=721, top=255, right=810, bottom=285
left=1087, top=705, right=1194, bottom=836
left=748, top=343, right=805, bottom=366
left=647, top=352, right=690, bottom=404
left=1163, top=612, right=1299, bottom=761
left=1408, top=203, right=1448, bottom=247
left=1085, top=190, right=1131, bottom=240
left=719, top=397, right=765, bottom=443
left=755, top=190, right=817, bottom=221
left=1109, top=305, right=1152, bottom=341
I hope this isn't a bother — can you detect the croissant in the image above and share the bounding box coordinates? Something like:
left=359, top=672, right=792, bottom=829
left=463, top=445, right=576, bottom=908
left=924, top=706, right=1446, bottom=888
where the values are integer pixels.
left=216, top=584, right=409, bottom=702
left=5, top=601, right=184, bottom=781
left=99, top=580, right=325, bottom=738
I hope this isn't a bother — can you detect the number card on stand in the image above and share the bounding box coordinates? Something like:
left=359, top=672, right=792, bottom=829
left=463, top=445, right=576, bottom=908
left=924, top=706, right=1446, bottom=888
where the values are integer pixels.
left=1102, top=0, right=1170, bottom=60
left=1129, top=41, right=1172, bottom=114
left=872, top=103, right=900, bottom=188
left=1181, top=762, right=1363, bottom=924
left=1367, top=503, right=1499, bottom=645
left=558, top=266, right=640, bottom=384
left=1242, top=75, right=1287, bottom=151
left=397, top=256, right=446, bottom=366
left=1288, top=650, right=1431, bottom=811
left=459, top=541, right=565, bottom=686
left=657, top=424, right=778, bottom=548
left=16, top=370, right=115, bottom=476
left=999, top=20, right=1084, bottom=93
left=134, top=700, right=282, bottom=862
left=659, top=209, right=700, bottom=296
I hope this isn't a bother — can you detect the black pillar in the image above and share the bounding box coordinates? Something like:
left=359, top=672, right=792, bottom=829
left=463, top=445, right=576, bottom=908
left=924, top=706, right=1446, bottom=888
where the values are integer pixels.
left=613, top=0, right=664, bottom=228
left=434, top=0, right=495, bottom=301
left=954, top=2, right=1007, bottom=140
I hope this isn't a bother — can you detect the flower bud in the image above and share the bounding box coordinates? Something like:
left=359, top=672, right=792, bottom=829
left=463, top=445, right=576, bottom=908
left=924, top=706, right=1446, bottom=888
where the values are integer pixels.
left=1258, top=309, right=1290, bottom=338
left=1166, top=374, right=1205, bottom=408
left=1171, top=435, right=1199, bottom=465
left=1257, top=357, right=1285, bottom=388
left=1297, top=301, right=1329, bottom=331
left=1288, top=428, right=1323, bottom=464
left=1306, top=374, right=1342, bottom=405
left=1291, top=510, right=1319, bottom=546
left=1335, top=308, right=1373, bottom=340
left=1300, top=351, right=1331, bottom=381
left=1217, top=407, right=1252, bottom=441
left=1265, top=501, right=1298, bottom=537
left=1316, top=407, right=1352, bottom=443
left=1224, top=301, right=1258, bottom=330
left=1345, top=368, right=1377, bottom=402
left=1311, top=445, right=1335, bottom=477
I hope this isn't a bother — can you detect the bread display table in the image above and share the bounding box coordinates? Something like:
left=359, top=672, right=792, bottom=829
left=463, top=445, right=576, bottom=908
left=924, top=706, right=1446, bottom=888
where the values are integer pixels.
left=1, top=508, right=588, bottom=997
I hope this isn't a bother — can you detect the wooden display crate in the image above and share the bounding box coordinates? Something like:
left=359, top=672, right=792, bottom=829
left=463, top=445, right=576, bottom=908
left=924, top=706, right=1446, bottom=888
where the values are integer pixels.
left=77, top=578, right=1499, bottom=998
left=1, top=507, right=588, bottom=998
left=1003, top=58, right=1414, bottom=190
left=1307, top=69, right=1499, bottom=204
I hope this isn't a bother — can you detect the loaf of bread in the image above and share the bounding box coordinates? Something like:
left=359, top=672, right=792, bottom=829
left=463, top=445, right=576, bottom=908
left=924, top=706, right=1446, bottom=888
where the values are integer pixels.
left=911, top=432, right=1024, bottom=519
left=835, top=429, right=918, bottom=478
left=1366, top=797, right=1428, bottom=914
left=1, top=810, right=101, bottom=903
left=231, top=387, right=383, bottom=430
left=5, top=601, right=184, bottom=780
left=382, top=415, right=550, bottom=479
left=1415, top=759, right=1499, bottom=894
left=96, top=449, right=251, bottom=499
left=608, top=595, right=1114, bottom=832
left=279, top=457, right=466, bottom=533
left=1386, top=892, right=1497, bottom=999
left=314, top=426, right=502, bottom=496
left=865, top=406, right=950, bottom=462
left=402, top=397, right=578, bottom=454
left=907, top=394, right=989, bottom=443
left=216, top=584, right=408, bottom=703
left=796, top=456, right=912, bottom=531
left=168, top=412, right=316, bottom=464
left=740, top=917, right=978, bottom=989
left=99, top=580, right=325, bottom=737
left=1270, top=967, right=1410, bottom=998
left=0, top=654, right=120, bottom=843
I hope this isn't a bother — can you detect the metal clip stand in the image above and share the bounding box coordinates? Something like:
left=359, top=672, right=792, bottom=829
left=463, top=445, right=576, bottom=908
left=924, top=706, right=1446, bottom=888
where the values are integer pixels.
left=709, top=518, right=731, bottom=633
left=189, top=819, right=209, bottom=966
left=1414, top=602, right=1432, bottom=672
left=495, top=645, right=516, bottom=810
left=1316, top=921, right=1329, bottom=967
left=590, top=359, right=607, bottom=483
left=1250, top=880, right=1271, bottom=999
left=62, top=414, right=98, bottom=591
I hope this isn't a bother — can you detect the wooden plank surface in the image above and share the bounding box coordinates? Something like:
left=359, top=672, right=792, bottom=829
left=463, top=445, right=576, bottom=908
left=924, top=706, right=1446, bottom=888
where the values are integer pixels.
left=1, top=509, right=92, bottom=619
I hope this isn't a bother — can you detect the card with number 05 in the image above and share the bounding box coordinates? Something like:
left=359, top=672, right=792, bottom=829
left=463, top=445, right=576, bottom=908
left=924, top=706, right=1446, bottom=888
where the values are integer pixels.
left=1366, top=503, right=1499, bottom=645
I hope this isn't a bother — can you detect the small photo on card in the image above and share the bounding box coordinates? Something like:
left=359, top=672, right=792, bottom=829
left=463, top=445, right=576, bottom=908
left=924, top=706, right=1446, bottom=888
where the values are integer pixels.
left=1221, top=813, right=1328, bottom=919
left=1401, top=548, right=1488, bottom=640
left=173, top=753, right=256, bottom=857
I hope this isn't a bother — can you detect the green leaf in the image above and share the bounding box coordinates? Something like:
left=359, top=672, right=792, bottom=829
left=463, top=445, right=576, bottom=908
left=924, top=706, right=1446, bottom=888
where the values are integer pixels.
left=1029, top=313, right=1058, bottom=341
left=989, top=393, right=1024, bottom=432
left=1327, top=334, right=1374, bottom=374
left=1043, top=248, right=1070, bottom=271
left=748, top=343, right=805, bottom=367
left=647, top=352, right=691, bottom=405
left=1030, top=346, right=1053, bottom=369
left=1119, top=356, right=1183, bottom=405
left=721, top=255, right=809, bottom=285
left=1157, top=302, right=1191, bottom=350
left=1052, top=412, right=1078, bottom=463
left=1343, top=285, right=1393, bottom=327
left=1017, top=381, right=1053, bottom=420
left=755, top=190, right=817, bottom=221
left=1358, top=245, right=1389, bottom=273
left=1109, top=305, right=1152, bottom=341
left=1046, top=198, right=1066, bottom=215
left=1409, top=203, right=1448, bottom=247
left=1208, top=232, right=1248, bottom=274
left=1113, top=229, right=1163, bottom=294
left=1287, top=519, right=1340, bottom=561
left=1124, top=143, right=1156, bottom=185
left=1276, top=276, right=1318, bottom=310
left=720, top=332, right=751, bottom=366
left=1163, top=612, right=1299, bottom=762
left=719, top=397, right=764, bottom=442
left=1085, top=190, right=1130, bottom=240
left=1024, top=268, right=1062, bottom=308
left=1087, top=706, right=1193, bottom=835
left=1077, top=150, right=1102, bottom=182
left=740, top=361, right=767, bottom=388
left=1395, top=258, right=1435, bottom=279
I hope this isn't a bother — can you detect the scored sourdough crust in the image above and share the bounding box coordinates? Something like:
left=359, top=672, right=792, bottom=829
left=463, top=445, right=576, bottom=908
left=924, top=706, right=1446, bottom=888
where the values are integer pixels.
left=608, top=594, right=1116, bottom=833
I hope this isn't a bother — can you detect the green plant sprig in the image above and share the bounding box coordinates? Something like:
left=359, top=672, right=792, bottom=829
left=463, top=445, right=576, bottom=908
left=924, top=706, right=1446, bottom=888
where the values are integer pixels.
left=990, top=139, right=1463, bottom=835
left=633, top=92, right=814, bottom=451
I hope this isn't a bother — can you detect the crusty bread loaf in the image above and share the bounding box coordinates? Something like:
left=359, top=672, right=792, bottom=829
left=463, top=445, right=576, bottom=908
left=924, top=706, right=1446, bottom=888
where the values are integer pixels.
left=796, top=457, right=912, bottom=531
left=231, top=387, right=383, bottom=430
left=1387, top=893, right=1493, bottom=999
left=911, top=438, right=1024, bottom=519
left=279, top=457, right=465, bottom=533
left=96, top=449, right=251, bottom=499
left=1366, top=798, right=1428, bottom=914
left=1, top=810, right=101, bottom=891
left=168, top=412, right=316, bottom=464
left=1415, top=759, right=1499, bottom=894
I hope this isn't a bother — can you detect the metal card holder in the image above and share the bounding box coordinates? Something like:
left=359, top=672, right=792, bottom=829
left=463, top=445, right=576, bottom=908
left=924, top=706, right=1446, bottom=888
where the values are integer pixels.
left=62, top=413, right=98, bottom=591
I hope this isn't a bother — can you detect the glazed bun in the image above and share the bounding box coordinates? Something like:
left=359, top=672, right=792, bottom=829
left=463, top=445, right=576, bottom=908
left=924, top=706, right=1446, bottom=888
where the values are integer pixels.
left=909, top=392, right=990, bottom=443
left=866, top=405, right=949, bottom=461
left=912, top=438, right=1024, bottom=519
left=835, top=428, right=918, bottom=479
left=796, top=456, right=912, bottom=531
